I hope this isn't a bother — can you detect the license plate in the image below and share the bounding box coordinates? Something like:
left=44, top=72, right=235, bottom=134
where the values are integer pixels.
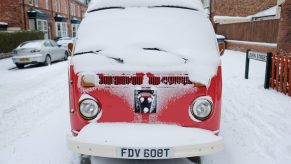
left=20, top=58, right=29, bottom=62
left=117, top=147, right=174, bottom=159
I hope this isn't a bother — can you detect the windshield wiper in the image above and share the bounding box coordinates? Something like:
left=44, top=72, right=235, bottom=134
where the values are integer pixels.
left=143, top=47, right=188, bottom=63
left=74, top=51, right=124, bottom=64
left=143, top=48, right=163, bottom=51
left=88, top=7, right=125, bottom=13
left=149, top=5, right=198, bottom=11
left=74, top=50, right=102, bottom=56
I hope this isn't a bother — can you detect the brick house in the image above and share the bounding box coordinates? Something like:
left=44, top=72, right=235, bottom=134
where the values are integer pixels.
left=0, top=0, right=90, bottom=39
left=207, top=0, right=291, bottom=55
left=212, top=0, right=277, bottom=17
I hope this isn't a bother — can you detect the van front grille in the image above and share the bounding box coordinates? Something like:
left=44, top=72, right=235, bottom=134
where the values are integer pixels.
left=98, top=74, right=193, bottom=86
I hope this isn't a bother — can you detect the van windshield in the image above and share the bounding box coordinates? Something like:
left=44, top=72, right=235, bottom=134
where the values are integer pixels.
left=74, top=7, right=218, bottom=57
left=73, top=6, right=220, bottom=85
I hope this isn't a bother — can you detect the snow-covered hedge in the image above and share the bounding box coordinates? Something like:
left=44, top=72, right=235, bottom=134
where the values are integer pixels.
left=0, top=31, right=44, bottom=53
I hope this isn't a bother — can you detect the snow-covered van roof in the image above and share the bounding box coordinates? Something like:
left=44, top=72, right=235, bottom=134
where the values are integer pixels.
left=87, top=0, right=204, bottom=13
left=72, top=0, right=220, bottom=85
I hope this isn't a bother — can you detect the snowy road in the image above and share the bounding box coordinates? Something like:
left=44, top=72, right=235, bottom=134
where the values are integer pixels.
left=0, top=50, right=291, bottom=164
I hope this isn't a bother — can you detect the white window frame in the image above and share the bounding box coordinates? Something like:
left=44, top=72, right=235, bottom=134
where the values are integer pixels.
left=71, top=24, right=79, bottom=37
left=37, top=20, right=49, bottom=39
left=45, top=0, right=49, bottom=9
left=77, top=6, right=80, bottom=17
left=29, top=0, right=33, bottom=5
left=55, top=0, right=61, bottom=12
left=29, top=19, right=36, bottom=30
left=70, top=3, right=75, bottom=16
left=55, top=22, right=68, bottom=38
left=64, top=0, right=68, bottom=14
left=33, top=0, right=39, bottom=7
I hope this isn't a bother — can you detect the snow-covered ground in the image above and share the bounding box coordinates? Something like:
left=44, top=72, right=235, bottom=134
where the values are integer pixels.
left=0, top=50, right=291, bottom=164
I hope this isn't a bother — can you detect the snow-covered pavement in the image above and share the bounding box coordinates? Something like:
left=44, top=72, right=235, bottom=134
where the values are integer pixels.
left=0, top=50, right=290, bottom=164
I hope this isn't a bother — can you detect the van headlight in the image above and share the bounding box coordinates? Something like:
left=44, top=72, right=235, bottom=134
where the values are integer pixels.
left=189, top=96, right=213, bottom=121
left=79, top=99, right=100, bottom=120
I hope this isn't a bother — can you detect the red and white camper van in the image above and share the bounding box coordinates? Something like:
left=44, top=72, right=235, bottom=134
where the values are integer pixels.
left=67, top=0, right=224, bottom=163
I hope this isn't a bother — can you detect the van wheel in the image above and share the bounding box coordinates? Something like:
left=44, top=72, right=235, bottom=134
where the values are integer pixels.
left=16, top=64, right=24, bottom=69
left=188, top=156, right=201, bottom=164
left=64, top=51, right=68, bottom=61
left=80, top=156, right=91, bottom=164
left=44, top=56, right=51, bottom=66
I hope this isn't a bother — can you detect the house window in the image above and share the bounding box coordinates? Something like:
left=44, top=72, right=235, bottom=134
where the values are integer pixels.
left=33, top=0, right=39, bottom=7
left=37, top=20, right=48, bottom=39
left=55, top=0, right=61, bottom=12
left=29, top=19, right=35, bottom=30
left=64, top=0, right=67, bottom=14
left=77, top=6, right=80, bottom=17
left=45, top=0, right=49, bottom=9
left=55, top=22, right=68, bottom=38
left=29, top=0, right=33, bottom=5
left=72, top=24, right=79, bottom=37
left=70, top=3, right=75, bottom=16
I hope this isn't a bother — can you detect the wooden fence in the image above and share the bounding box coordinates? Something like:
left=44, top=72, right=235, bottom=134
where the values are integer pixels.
left=216, top=19, right=279, bottom=43
left=270, top=54, right=291, bottom=96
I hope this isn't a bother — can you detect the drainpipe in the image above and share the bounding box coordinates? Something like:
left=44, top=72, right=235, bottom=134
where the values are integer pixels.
left=68, top=0, right=72, bottom=37
left=22, top=0, right=27, bottom=30
left=50, top=0, right=54, bottom=39
left=34, top=17, right=37, bottom=31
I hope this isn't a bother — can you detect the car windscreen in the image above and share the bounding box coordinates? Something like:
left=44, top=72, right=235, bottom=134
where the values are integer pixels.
left=19, top=41, right=43, bottom=49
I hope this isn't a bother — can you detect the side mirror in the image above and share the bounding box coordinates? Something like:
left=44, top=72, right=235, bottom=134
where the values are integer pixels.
left=218, top=42, right=225, bottom=56
left=67, top=43, right=74, bottom=56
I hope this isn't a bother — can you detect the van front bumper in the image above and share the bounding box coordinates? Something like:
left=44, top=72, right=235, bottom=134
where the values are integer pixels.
left=67, top=123, right=223, bottom=159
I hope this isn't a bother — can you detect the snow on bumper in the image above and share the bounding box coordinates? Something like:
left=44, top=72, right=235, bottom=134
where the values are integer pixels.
left=67, top=123, right=223, bottom=159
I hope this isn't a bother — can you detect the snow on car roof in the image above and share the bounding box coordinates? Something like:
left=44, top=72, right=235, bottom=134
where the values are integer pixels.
left=18, top=40, right=44, bottom=49
left=87, top=0, right=204, bottom=13
left=73, top=5, right=220, bottom=85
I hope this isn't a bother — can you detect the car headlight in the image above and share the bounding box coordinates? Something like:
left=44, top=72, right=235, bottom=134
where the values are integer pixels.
left=79, top=99, right=100, bottom=120
left=12, top=50, right=17, bottom=55
left=189, top=96, right=213, bottom=121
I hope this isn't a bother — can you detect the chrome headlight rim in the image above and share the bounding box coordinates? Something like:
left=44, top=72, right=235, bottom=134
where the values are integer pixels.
left=189, top=96, right=213, bottom=121
left=79, top=98, right=101, bottom=120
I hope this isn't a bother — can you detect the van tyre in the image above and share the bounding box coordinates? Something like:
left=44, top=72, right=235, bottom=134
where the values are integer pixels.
left=44, top=55, right=51, bottom=66
left=188, top=156, right=201, bottom=164
left=16, top=64, right=24, bottom=69
left=80, top=156, right=91, bottom=164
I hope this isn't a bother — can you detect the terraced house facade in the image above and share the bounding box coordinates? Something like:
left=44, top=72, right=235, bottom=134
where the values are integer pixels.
left=0, top=0, right=90, bottom=39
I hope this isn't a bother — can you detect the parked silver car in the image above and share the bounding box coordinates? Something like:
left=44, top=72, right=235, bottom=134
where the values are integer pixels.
left=57, top=37, right=75, bottom=48
left=12, top=40, right=68, bottom=69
